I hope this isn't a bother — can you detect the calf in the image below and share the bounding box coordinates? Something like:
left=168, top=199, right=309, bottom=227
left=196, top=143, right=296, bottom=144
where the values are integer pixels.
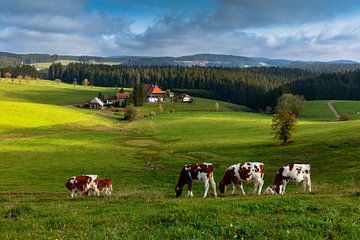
left=97, top=178, right=113, bottom=196
left=175, top=163, right=217, bottom=198
left=219, top=162, right=265, bottom=196
left=265, top=163, right=311, bottom=195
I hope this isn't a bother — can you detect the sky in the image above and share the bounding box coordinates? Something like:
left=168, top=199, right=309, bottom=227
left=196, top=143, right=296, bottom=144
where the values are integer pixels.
left=1, top=0, right=360, bottom=61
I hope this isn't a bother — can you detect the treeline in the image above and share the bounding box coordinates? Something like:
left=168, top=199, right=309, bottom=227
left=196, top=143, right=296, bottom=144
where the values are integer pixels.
left=49, top=62, right=312, bottom=109
left=285, top=71, right=360, bottom=100
left=0, top=64, right=40, bottom=79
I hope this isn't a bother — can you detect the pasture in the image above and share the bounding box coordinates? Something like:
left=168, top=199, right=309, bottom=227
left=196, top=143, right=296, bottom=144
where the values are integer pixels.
left=0, top=80, right=359, bottom=239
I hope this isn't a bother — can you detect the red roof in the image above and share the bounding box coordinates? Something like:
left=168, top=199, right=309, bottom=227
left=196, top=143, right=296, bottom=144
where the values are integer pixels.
left=144, top=84, right=165, bottom=96
left=116, top=92, right=131, bottom=99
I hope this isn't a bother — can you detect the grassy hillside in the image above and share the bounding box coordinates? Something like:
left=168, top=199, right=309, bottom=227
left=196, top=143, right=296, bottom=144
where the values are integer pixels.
left=332, top=100, right=360, bottom=120
left=301, top=100, right=335, bottom=120
left=0, top=83, right=359, bottom=239
left=0, top=78, right=118, bottom=105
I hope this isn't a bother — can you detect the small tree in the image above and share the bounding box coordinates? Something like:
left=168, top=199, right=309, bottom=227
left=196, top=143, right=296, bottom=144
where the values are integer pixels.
left=82, top=78, right=90, bottom=87
left=54, top=78, right=62, bottom=87
left=97, top=92, right=104, bottom=101
left=119, top=88, right=125, bottom=93
left=158, top=104, right=164, bottom=113
left=4, top=72, right=12, bottom=80
left=214, top=102, right=220, bottom=111
left=272, top=109, right=297, bottom=145
left=73, top=78, right=78, bottom=88
left=276, top=93, right=305, bottom=117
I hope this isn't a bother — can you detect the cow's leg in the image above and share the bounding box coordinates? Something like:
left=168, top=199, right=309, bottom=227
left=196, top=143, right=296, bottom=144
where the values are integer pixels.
left=239, top=182, right=246, bottom=196
left=252, top=181, right=259, bottom=194
left=231, top=183, right=236, bottom=194
left=257, top=178, right=264, bottom=195
left=187, top=182, right=193, bottom=197
left=209, top=174, right=217, bottom=197
left=203, top=179, right=210, bottom=198
left=282, top=180, right=289, bottom=194
left=305, top=176, right=312, bottom=193
left=70, top=191, right=75, bottom=198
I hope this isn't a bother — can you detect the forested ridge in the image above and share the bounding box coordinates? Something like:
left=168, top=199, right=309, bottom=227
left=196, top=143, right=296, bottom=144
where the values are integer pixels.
left=1, top=62, right=360, bottom=110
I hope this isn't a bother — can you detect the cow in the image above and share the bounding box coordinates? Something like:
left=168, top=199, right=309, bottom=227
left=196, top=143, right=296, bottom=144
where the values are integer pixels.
left=265, top=163, right=311, bottom=195
left=175, top=163, right=217, bottom=198
left=97, top=178, right=113, bottom=196
left=65, top=174, right=99, bottom=198
left=218, top=162, right=265, bottom=196
left=85, top=174, right=100, bottom=196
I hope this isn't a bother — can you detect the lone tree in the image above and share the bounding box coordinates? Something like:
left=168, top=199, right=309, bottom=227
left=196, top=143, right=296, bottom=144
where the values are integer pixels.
left=271, top=109, right=297, bottom=145
left=276, top=93, right=305, bottom=117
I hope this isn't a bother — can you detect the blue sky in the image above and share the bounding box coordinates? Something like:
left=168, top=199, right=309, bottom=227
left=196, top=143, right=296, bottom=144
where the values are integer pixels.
left=1, top=0, right=360, bottom=61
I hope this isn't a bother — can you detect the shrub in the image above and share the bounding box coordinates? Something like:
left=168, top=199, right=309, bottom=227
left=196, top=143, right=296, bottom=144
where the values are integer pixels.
left=149, top=111, right=157, bottom=117
left=339, top=114, right=352, bottom=121
left=124, top=106, right=137, bottom=121
left=158, top=104, right=164, bottom=113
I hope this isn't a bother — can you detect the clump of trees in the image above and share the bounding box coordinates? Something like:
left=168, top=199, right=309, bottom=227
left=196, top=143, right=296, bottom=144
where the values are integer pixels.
left=132, top=83, right=146, bottom=107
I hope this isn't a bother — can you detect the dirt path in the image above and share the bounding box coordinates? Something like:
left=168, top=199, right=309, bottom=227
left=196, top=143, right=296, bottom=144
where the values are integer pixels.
left=327, top=101, right=340, bottom=120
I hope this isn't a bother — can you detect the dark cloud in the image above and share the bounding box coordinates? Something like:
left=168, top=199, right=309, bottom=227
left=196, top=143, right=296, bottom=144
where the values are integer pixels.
left=1, top=0, right=360, bottom=60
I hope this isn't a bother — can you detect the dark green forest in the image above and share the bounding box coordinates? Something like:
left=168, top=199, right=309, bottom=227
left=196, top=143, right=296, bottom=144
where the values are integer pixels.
left=1, top=62, right=360, bottom=110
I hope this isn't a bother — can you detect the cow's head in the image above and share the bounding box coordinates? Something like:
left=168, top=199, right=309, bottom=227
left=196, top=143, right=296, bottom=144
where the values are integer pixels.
left=65, top=177, right=76, bottom=190
left=218, top=181, right=227, bottom=194
left=264, top=185, right=276, bottom=195
left=175, top=185, right=183, bottom=197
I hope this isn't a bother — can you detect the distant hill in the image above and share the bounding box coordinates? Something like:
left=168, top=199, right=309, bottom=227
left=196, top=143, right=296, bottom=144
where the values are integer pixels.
left=1, top=52, right=360, bottom=72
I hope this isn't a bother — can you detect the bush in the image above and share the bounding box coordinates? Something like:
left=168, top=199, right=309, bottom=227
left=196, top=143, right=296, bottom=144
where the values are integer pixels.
left=124, top=106, right=137, bottom=121
left=339, top=114, right=352, bottom=121
left=149, top=111, right=157, bottom=117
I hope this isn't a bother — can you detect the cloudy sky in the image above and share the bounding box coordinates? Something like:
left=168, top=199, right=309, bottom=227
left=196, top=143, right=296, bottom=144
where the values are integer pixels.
left=1, top=0, right=360, bottom=61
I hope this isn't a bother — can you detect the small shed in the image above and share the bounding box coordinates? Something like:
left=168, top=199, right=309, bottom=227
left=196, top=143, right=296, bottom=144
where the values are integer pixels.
left=89, top=97, right=104, bottom=109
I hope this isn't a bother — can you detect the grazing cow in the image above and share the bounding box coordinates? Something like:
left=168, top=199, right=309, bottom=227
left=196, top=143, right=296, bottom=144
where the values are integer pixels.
left=219, top=162, right=265, bottom=196
left=65, top=175, right=100, bottom=198
left=85, top=174, right=100, bottom=196
left=66, top=175, right=92, bottom=198
left=265, top=163, right=311, bottom=195
left=97, top=178, right=113, bottom=196
left=175, top=163, right=217, bottom=198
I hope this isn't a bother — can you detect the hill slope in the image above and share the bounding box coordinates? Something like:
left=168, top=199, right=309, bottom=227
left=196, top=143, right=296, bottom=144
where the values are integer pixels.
left=0, top=82, right=359, bottom=239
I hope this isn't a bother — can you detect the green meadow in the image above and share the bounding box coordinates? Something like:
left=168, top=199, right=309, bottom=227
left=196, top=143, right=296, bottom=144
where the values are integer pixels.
left=0, top=80, right=359, bottom=239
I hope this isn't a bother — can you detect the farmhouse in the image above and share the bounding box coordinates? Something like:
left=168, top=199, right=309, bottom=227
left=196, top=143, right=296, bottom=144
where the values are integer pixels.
left=116, top=92, right=131, bottom=102
left=89, top=97, right=104, bottom=109
left=145, top=84, right=166, bottom=103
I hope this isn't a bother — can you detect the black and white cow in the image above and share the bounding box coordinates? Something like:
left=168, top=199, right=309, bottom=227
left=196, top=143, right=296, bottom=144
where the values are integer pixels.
left=219, top=162, right=265, bottom=195
left=175, top=163, right=217, bottom=198
left=265, top=163, right=311, bottom=195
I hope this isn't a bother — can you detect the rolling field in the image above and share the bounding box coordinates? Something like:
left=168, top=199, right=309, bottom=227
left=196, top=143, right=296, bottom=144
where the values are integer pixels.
left=332, top=100, right=360, bottom=120
left=0, top=81, right=360, bottom=239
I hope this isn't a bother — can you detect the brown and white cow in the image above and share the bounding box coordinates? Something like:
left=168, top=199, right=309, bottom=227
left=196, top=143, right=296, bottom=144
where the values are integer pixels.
left=65, top=175, right=99, bottom=198
left=219, top=162, right=265, bottom=196
left=175, top=163, right=217, bottom=198
left=265, top=163, right=311, bottom=195
left=97, top=178, right=113, bottom=196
